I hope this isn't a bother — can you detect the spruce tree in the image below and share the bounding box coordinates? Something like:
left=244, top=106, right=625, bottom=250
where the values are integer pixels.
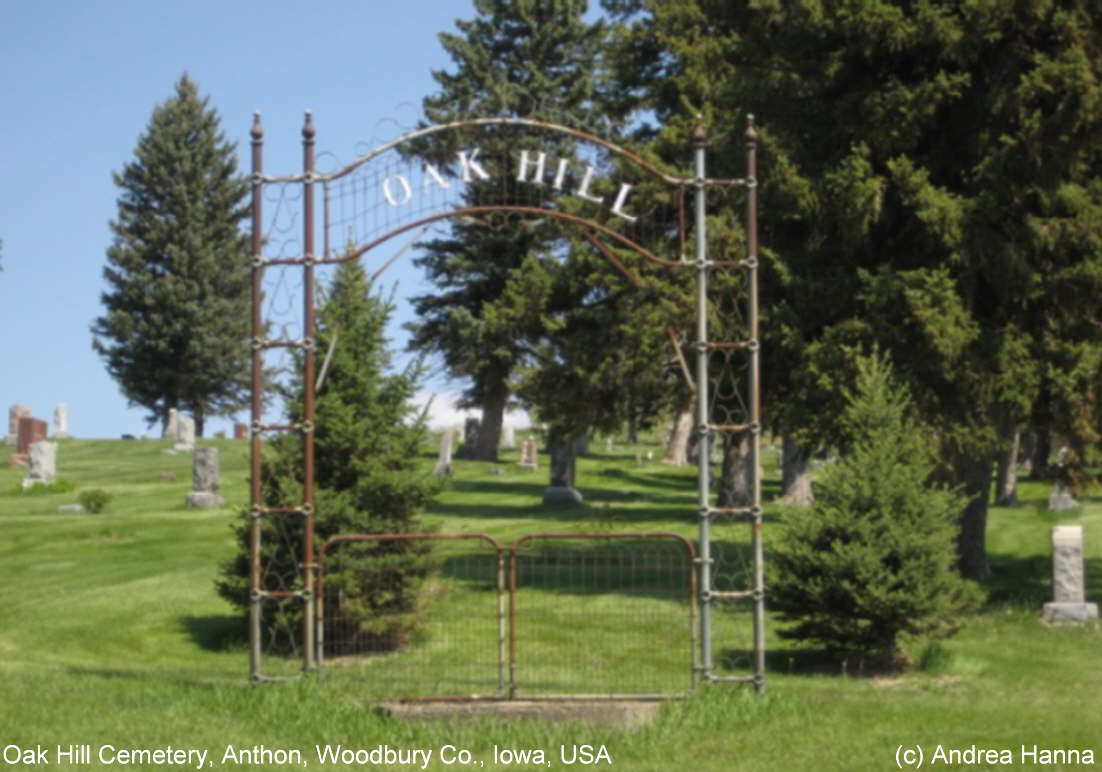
left=769, top=353, right=982, bottom=664
left=218, top=260, right=440, bottom=651
left=91, top=75, right=250, bottom=435
left=408, top=0, right=609, bottom=461
left=616, top=0, right=1102, bottom=576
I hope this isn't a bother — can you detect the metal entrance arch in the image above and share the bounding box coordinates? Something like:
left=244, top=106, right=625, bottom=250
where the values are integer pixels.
left=246, top=112, right=764, bottom=693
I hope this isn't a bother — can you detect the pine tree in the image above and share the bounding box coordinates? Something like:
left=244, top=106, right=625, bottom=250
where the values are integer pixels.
left=408, top=0, right=610, bottom=461
left=91, top=75, right=250, bottom=435
left=769, top=353, right=982, bottom=664
left=217, top=260, right=440, bottom=652
left=616, top=0, right=1102, bottom=576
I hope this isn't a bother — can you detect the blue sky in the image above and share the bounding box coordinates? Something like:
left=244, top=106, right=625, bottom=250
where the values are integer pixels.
left=0, top=0, right=522, bottom=438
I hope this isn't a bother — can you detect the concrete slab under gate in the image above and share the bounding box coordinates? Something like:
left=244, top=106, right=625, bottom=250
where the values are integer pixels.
left=378, top=699, right=664, bottom=728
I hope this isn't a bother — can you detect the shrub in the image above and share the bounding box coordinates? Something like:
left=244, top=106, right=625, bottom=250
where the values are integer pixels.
left=768, top=352, right=982, bottom=665
left=77, top=489, right=112, bottom=513
left=217, top=261, right=440, bottom=654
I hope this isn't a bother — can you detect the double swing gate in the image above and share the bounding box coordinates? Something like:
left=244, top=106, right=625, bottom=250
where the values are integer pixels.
left=318, top=532, right=697, bottom=699
left=247, top=112, right=764, bottom=696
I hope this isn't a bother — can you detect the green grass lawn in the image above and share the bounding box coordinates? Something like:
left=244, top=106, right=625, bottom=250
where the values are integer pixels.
left=0, top=437, right=1099, bottom=771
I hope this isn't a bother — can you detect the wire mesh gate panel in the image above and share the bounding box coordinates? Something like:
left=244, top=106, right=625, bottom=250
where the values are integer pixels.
left=316, top=532, right=695, bottom=699
left=247, top=113, right=763, bottom=691
left=509, top=533, right=696, bottom=699
left=318, top=534, right=506, bottom=699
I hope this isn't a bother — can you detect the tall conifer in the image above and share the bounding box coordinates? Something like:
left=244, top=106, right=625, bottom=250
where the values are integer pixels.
left=408, top=0, right=608, bottom=460
left=92, top=75, right=250, bottom=435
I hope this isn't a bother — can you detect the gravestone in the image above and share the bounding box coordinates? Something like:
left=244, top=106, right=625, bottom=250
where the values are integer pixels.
left=1048, top=483, right=1079, bottom=512
left=434, top=429, right=454, bottom=476
left=186, top=447, right=224, bottom=508
left=12, top=417, right=48, bottom=466
left=464, top=417, right=481, bottom=447
left=604, top=437, right=614, bottom=452
left=53, top=403, right=70, bottom=439
left=7, top=404, right=30, bottom=445
left=501, top=424, right=516, bottom=449
left=234, top=422, right=249, bottom=440
left=517, top=438, right=539, bottom=470
left=454, top=422, right=465, bottom=444
left=1042, top=525, right=1098, bottom=623
left=22, top=440, right=57, bottom=489
left=163, top=408, right=180, bottom=440
left=173, top=416, right=196, bottom=452
left=1048, top=446, right=1080, bottom=511
left=543, top=438, right=583, bottom=504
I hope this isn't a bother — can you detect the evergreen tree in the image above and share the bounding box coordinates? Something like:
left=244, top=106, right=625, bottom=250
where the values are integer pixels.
left=615, top=1, right=1102, bottom=576
left=408, top=0, right=610, bottom=461
left=92, top=75, right=251, bottom=436
left=769, top=353, right=982, bottom=664
left=218, top=260, right=440, bottom=651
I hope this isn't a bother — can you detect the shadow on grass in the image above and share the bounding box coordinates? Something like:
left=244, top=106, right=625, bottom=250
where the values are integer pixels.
left=180, top=614, right=247, bottom=652
left=718, top=646, right=900, bottom=677
left=984, top=553, right=1102, bottom=608
left=430, top=477, right=783, bottom=525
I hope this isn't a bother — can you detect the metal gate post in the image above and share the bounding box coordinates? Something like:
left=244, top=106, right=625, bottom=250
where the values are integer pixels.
left=248, top=112, right=264, bottom=682
left=746, top=117, right=765, bottom=694
left=301, top=111, right=318, bottom=672
left=692, top=123, right=713, bottom=680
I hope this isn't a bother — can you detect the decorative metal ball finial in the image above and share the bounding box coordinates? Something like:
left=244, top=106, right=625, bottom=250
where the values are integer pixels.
left=692, top=114, right=708, bottom=147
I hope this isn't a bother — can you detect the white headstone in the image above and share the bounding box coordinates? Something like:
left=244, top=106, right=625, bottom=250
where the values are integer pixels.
left=22, top=440, right=57, bottom=489
left=518, top=438, right=538, bottom=470
left=501, top=424, right=516, bottom=449
left=434, top=429, right=454, bottom=476
left=52, top=403, right=70, bottom=439
left=173, top=416, right=195, bottom=452
left=163, top=408, right=180, bottom=440
left=1043, top=525, right=1098, bottom=622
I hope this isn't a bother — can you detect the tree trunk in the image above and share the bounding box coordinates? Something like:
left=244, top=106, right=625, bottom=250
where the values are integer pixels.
left=954, top=454, right=994, bottom=580
left=194, top=409, right=205, bottom=439
left=627, top=415, right=639, bottom=444
left=717, top=432, right=753, bottom=507
left=472, top=376, right=508, bottom=462
left=1031, top=431, right=1051, bottom=478
left=779, top=436, right=813, bottom=507
left=662, top=395, right=694, bottom=466
left=994, top=426, right=1020, bottom=507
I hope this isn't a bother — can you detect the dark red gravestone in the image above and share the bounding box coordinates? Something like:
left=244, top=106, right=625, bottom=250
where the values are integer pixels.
left=16, top=417, right=48, bottom=454
left=233, top=422, right=249, bottom=440
left=10, top=417, right=48, bottom=467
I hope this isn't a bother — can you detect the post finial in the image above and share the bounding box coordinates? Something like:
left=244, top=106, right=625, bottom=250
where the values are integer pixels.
left=302, top=109, right=315, bottom=141
left=251, top=111, right=263, bottom=141
left=692, top=114, right=708, bottom=147
left=745, top=113, right=758, bottom=142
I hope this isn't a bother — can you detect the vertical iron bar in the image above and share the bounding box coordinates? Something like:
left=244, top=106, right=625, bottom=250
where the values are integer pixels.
left=508, top=549, right=518, bottom=699
left=302, top=111, right=317, bottom=672
left=248, top=111, right=264, bottom=683
left=692, top=122, right=713, bottom=680
left=746, top=115, right=765, bottom=695
left=496, top=550, right=506, bottom=697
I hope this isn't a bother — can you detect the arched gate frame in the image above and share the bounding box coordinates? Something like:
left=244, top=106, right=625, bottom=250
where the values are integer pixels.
left=247, top=113, right=764, bottom=693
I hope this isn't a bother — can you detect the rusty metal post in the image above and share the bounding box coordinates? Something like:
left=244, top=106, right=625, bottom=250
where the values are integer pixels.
left=496, top=550, right=507, bottom=697
left=692, top=121, right=713, bottom=681
left=508, top=549, right=518, bottom=699
left=302, top=110, right=318, bottom=672
left=248, top=111, right=264, bottom=683
left=746, top=115, right=765, bottom=695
